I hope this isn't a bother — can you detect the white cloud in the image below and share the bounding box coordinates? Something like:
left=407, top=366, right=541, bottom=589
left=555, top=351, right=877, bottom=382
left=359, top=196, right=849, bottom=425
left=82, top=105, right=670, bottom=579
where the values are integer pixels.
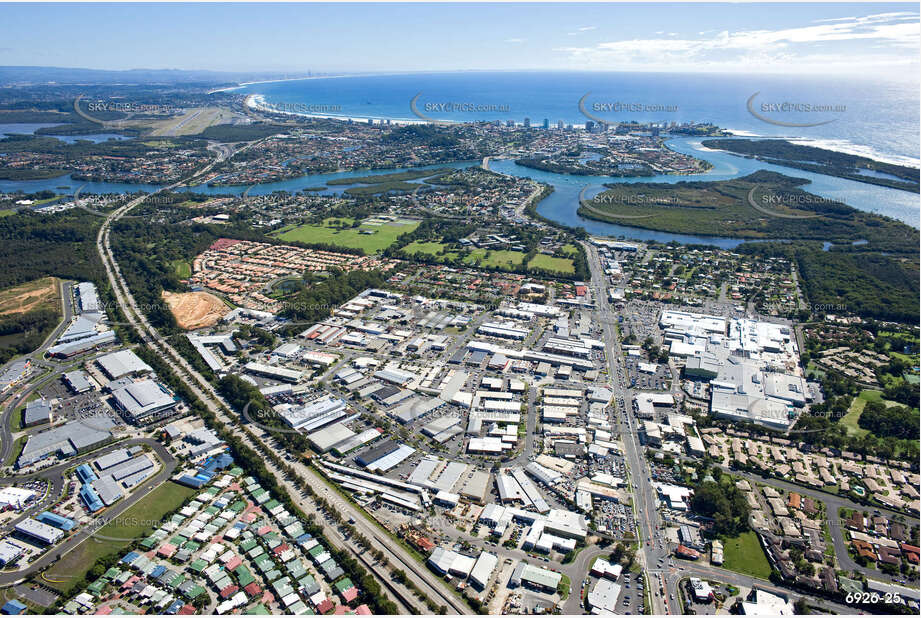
left=553, top=12, right=920, bottom=75
left=504, top=38, right=526, bottom=44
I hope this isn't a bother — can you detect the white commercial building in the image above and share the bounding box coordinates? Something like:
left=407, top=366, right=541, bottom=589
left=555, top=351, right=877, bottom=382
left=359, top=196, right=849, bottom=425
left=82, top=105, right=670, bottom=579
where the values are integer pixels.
left=588, top=578, right=622, bottom=614
left=741, top=590, right=795, bottom=615
left=428, top=547, right=476, bottom=578
left=468, top=552, right=498, bottom=590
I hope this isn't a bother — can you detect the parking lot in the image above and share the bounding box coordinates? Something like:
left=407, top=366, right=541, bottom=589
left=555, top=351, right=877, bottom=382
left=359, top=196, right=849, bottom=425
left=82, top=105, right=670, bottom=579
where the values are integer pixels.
left=36, top=376, right=122, bottom=427
left=624, top=356, right=672, bottom=392
left=581, top=569, right=646, bottom=615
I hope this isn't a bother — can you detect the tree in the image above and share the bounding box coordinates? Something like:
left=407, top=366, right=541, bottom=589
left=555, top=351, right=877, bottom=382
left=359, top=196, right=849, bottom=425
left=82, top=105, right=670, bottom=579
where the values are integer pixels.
left=689, top=480, right=750, bottom=536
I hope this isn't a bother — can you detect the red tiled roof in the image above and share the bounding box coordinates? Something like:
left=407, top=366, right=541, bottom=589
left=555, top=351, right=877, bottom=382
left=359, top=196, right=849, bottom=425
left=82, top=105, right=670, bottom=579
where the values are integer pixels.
left=341, top=587, right=359, bottom=603
left=272, top=543, right=290, bottom=555
left=210, top=238, right=243, bottom=251
left=225, top=556, right=243, bottom=571
left=316, top=599, right=334, bottom=614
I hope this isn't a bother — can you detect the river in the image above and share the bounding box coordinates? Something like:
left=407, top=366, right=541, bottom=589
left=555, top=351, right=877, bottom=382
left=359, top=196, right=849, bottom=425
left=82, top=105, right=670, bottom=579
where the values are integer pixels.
left=2, top=137, right=917, bottom=248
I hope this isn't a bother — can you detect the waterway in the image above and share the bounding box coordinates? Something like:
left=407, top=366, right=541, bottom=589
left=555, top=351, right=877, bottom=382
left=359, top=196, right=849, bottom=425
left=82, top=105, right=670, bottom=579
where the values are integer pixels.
left=2, top=137, right=917, bottom=248
left=0, top=123, right=129, bottom=144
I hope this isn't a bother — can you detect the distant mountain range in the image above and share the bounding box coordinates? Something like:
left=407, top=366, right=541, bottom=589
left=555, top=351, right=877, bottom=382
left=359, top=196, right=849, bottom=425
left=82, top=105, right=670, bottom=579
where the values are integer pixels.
left=0, top=66, right=320, bottom=86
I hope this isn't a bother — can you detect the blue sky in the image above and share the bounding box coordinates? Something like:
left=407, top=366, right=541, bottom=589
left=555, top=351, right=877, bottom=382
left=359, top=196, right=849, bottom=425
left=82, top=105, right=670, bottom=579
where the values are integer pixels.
left=1, top=3, right=917, bottom=78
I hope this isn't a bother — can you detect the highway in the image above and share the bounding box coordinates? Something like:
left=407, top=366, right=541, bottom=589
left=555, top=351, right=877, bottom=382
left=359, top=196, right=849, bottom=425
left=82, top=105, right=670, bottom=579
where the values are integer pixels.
left=583, top=240, right=679, bottom=615
left=91, top=143, right=472, bottom=614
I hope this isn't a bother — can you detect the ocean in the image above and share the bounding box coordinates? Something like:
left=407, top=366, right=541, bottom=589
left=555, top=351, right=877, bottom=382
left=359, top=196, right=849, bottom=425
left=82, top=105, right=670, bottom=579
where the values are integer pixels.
left=232, top=71, right=920, bottom=168
left=2, top=71, right=917, bottom=243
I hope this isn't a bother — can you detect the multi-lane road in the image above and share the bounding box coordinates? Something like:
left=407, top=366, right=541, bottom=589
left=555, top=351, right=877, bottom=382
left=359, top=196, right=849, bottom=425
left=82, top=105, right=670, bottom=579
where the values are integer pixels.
left=583, top=240, right=680, bottom=615
left=91, top=144, right=472, bottom=614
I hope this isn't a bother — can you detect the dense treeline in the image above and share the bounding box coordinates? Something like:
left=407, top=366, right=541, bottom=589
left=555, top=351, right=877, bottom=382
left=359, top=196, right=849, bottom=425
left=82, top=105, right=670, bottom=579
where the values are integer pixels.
left=795, top=250, right=919, bottom=323
left=689, top=472, right=751, bottom=537
left=515, top=156, right=654, bottom=177
left=280, top=269, right=387, bottom=325
left=0, top=168, right=68, bottom=180
left=0, top=133, right=207, bottom=157
left=381, top=124, right=459, bottom=148
left=196, top=123, right=290, bottom=142
left=788, top=406, right=919, bottom=465
left=882, top=381, right=920, bottom=408
left=0, top=110, right=77, bottom=122
left=581, top=171, right=919, bottom=252
left=702, top=138, right=920, bottom=190
left=111, top=221, right=217, bottom=332
left=0, top=210, right=105, bottom=289
left=111, top=215, right=275, bottom=332
left=0, top=308, right=59, bottom=364
left=737, top=242, right=919, bottom=323
left=858, top=401, right=919, bottom=439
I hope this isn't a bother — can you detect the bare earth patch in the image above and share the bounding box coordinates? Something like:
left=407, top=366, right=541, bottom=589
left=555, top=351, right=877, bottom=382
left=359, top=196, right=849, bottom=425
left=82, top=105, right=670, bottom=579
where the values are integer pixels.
left=161, top=290, right=229, bottom=330
left=0, top=277, right=60, bottom=317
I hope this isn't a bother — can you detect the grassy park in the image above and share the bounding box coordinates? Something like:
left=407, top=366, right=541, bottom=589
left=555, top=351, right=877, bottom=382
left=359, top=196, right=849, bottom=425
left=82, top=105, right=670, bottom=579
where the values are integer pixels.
left=275, top=217, right=419, bottom=253
left=720, top=531, right=773, bottom=580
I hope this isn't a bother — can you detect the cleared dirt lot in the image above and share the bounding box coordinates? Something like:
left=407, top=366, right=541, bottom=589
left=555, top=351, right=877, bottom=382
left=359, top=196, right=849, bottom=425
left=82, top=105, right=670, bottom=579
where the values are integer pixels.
left=0, top=276, right=60, bottom=317
left=161, top=290, right=229, bottom=329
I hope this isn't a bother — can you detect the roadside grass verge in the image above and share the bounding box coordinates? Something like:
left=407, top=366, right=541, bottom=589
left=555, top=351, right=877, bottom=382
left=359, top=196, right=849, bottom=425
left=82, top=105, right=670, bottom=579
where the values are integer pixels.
left=4, top=435, right=27, bottom=466
left=40, top=481, right=196, bottom=594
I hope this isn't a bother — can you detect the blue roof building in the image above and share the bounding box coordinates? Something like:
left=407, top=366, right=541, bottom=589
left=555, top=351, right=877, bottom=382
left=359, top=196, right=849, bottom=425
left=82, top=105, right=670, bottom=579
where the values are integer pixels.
left=80, top=484, right=104, bottom=512
left=121, top=551, right=140, bottom=565
left=76, top=464, right=98, bottom=484
left=36, top=511, right=76, bottom=531
left=1, top=600, right=27, bottom=615
left=176, top=475, right=206, bottom=489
